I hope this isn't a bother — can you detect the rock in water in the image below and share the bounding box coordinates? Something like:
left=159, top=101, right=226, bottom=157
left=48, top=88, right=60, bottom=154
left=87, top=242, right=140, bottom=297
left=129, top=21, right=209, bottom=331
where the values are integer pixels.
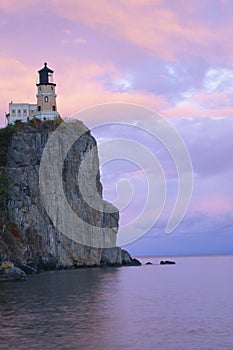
left=0, top=261, right=27, bottom=281
left=160, top=260, right=176, bottom=265
left=121, top=250, right=142, bottom=266
left=0, top=120, right=138, bottom=270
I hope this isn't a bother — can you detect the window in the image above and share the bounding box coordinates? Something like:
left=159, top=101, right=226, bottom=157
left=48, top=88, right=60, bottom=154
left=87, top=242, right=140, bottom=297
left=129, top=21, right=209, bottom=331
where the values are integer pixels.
left=51, top=86, right=53, bottom=91
left=53, top=106, right=56, bottom=111
left=38, top=106, right=41, bottom=111
left=18, top=109, right=21, bottom=113
left=44, top=96, right=48, bottom=103
left=12, top=109, right=15, bottom=114
left=23, top=109, right=27, bottom=114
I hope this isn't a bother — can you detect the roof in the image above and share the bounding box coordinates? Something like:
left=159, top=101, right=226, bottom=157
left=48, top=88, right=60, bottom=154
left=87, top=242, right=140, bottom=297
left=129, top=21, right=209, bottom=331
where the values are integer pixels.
left=38, top=62, right=55, bottom=85
left=38, top=62, right=54, bottom=74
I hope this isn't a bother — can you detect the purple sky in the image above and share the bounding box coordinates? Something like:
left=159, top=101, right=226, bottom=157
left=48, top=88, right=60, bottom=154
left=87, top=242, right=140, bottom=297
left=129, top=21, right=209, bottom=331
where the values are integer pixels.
left=0, top=0, right=233, bottom=255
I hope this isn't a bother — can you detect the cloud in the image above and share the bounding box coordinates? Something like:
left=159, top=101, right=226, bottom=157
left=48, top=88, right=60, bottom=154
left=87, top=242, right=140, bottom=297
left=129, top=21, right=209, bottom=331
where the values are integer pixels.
left=165, top=105, right=233, bottom=118
left=1, top=2, right=233, bottom=127
left=0, top=1, right=38, bottom=12
left=53, top=59, right=169, bottom=119
left=61, top=29, right=87, bottom=45
left=90, top=117, right=233, bottom=242
left=125, top=207, right=233, bottom=256
left=50, top=0, right=233, bottom=61
left=203, top=68, right=233, bottom=93
left=0, top=55, right=169, bottom=127
left=0, top=1, right=232, bottom=255
left=164, top=85, right=233, bottom=118
left=173, top=117, right=233, bottom=176
left=174, top=210, right=233, bottom=236
left=61, top=37, right=87, bottom=45
left=0, top=56, right=38, bottom=125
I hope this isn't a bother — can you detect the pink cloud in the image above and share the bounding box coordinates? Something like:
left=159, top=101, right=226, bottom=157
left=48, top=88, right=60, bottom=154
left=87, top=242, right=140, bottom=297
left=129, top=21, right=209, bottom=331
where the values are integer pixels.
left=0, top=0, right=39, bottom=12
left=61, top=37, right=87, bottom=45
left=0, top=56, right=168, bottom=126
left=54, top=59, right=169, bottom=118
left=164, top=89, right=233, bottom=118
left=1, top=54, right=233, bottom=128
left=164, top=105, right=233, bottom=118
left=0, top=56, right=38, bottom=125
left=190, top=91, right=232, bottom=108
left=192, top=195, right=233, bottom=215
left=50, top=0, right=233, bottom=61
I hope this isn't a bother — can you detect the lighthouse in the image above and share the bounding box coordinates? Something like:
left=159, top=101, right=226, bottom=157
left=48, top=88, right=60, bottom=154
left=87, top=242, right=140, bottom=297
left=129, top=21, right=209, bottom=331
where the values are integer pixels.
left=34, top=62, right=59, bottom=121
left=6, top=62, right=60, bottom=124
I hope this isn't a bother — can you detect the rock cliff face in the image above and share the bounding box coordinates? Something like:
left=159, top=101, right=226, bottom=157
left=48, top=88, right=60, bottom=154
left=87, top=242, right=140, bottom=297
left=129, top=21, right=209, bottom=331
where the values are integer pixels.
left=0, top=120, right=136, bottom=271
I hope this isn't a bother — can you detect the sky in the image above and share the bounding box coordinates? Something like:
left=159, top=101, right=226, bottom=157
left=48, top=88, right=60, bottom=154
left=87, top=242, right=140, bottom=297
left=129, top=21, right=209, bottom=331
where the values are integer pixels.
left=0, top=0, right=233, bottom=256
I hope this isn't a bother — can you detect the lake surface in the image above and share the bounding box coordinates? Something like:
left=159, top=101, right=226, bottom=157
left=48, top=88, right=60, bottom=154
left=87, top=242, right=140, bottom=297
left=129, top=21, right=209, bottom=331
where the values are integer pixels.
left=0, top=255, right=233, bottom=350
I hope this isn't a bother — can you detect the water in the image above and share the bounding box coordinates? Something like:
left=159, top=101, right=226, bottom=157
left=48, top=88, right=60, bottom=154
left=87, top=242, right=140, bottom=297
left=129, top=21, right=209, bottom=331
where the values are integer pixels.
left=0, top=255, right=233, bottom=350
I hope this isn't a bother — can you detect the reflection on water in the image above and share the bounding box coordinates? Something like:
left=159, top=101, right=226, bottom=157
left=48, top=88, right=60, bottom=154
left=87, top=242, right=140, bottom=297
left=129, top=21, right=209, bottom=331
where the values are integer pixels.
left=0, top=268, right=122, bottom=350
left=1, top=256, right=233, bottom=350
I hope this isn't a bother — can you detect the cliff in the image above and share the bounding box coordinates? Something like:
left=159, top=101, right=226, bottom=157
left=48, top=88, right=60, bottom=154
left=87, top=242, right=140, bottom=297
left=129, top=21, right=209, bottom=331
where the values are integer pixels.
left=0, top=119, right=138, bottom=271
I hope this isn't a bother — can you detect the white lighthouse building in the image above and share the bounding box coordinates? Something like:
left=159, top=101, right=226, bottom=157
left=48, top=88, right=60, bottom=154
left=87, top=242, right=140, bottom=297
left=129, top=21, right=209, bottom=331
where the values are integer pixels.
left=6, top=63, right=60, bottom=124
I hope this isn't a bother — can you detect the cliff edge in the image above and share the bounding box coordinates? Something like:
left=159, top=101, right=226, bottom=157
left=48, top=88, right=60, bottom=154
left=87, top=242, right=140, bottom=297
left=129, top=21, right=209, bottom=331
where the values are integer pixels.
left=0, top=119, right=139, bottom=271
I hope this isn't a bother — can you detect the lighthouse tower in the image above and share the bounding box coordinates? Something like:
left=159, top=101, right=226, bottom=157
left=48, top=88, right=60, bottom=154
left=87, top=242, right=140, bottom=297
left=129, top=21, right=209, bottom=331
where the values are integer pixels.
left=34, top=62, right=59, bottom=121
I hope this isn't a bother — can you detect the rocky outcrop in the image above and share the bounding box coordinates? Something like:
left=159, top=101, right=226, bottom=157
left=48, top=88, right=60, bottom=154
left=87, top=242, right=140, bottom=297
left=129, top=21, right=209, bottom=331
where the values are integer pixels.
left=121, top=249, right=141, bottom=266
left=0, top=261, right=27, bottom=281
left=100, top=248, right=141, bottom=267
left=160, top=260, right=176, bottom=265
left=0, top=120, right=138, bottom=271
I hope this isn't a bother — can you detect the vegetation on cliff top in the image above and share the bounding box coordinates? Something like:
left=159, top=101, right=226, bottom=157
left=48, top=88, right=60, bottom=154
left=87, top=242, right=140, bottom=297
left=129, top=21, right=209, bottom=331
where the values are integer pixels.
left=0, top=117, right=63, bottom=168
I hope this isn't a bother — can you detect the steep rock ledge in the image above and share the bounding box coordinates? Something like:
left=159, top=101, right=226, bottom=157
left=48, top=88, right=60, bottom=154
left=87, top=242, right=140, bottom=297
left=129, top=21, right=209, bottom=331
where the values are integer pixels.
left=0, top=120, right=139, bottom=271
